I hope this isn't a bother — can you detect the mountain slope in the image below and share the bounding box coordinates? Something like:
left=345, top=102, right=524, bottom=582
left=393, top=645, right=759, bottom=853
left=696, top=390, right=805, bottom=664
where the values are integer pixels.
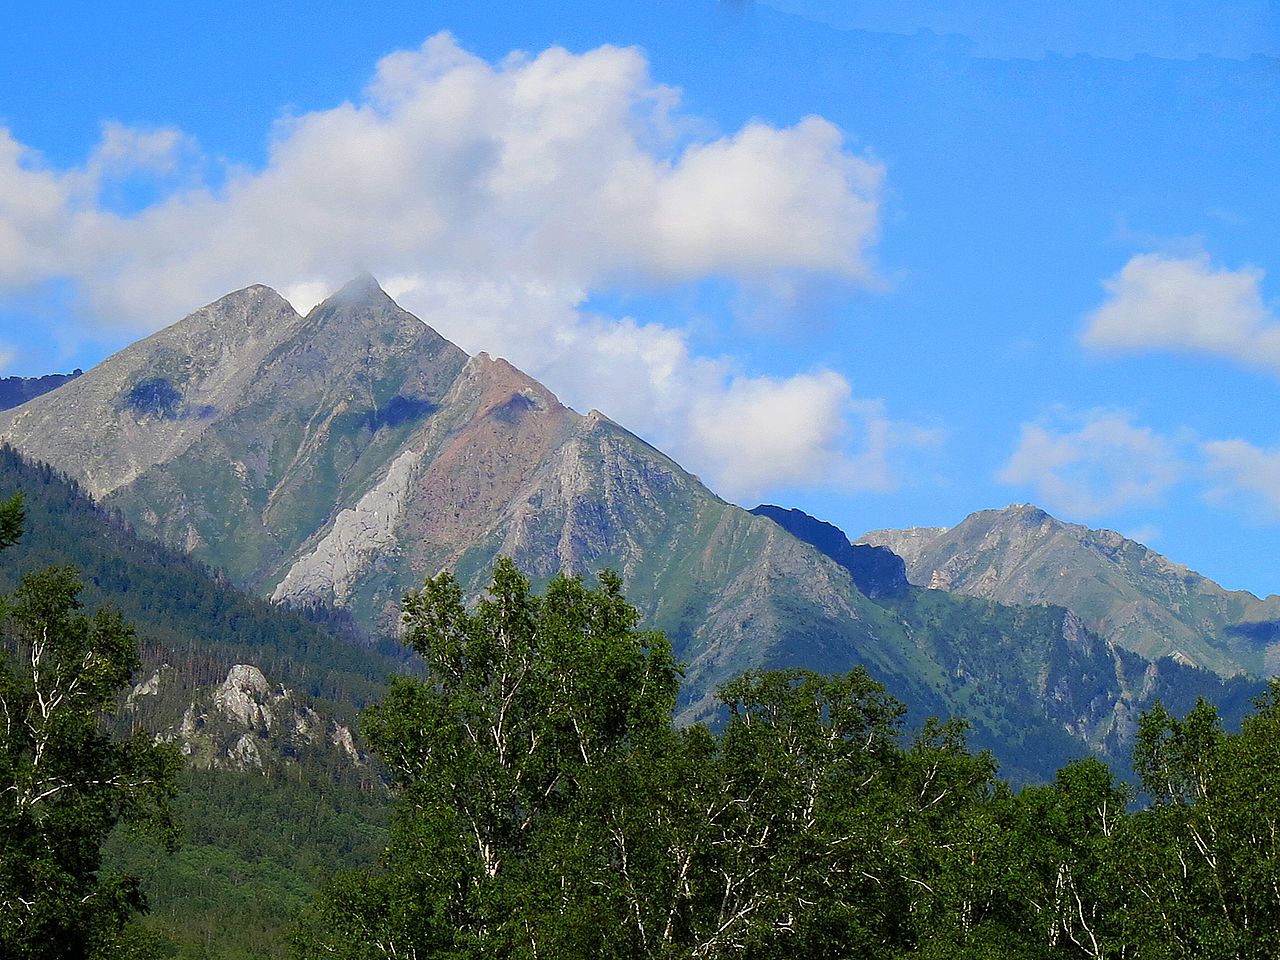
left=753, top=502, right=1265, bottom=779
left=0, top=280, right=919, bottom=723
left=750, top=504, right=909, bottom=597
left=0, top=279, right=1250, bottom=777
left=859, top=504, right=1280, bottom=677
left=0, top=443, right=397, bottom=958
left=0, top=444, right=392, bottom=734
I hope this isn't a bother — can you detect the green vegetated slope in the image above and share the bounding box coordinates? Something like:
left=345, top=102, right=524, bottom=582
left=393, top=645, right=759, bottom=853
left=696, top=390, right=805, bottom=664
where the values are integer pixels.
left=0, top=446, right=392, bottom=714
left=1, top=279, right=1266, bottom=786
left=104, top=768, right=389, bottom=960
left=758, top=504, right=1266, bottom=782
left=0, top=447, right=394, bottom=957
left=860, top=503, right=1280, bottom=676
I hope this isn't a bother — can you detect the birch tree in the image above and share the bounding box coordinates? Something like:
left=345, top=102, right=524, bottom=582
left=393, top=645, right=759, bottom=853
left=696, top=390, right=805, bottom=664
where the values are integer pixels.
left=0, top=561, right=180, bottom=959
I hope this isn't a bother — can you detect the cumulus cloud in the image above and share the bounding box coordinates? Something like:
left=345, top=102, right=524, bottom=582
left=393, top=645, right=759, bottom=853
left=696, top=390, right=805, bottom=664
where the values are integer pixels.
left=685, top=373, right=920, bottom=501
left=1082, top=253, right=1280, bottom=374
left=375, top=273, right=927, bottom=500
left=0, top=345, right=14, bottom=374
left=998, top=410, right=1182, bottom=518
left=0, top=33, right=914, bottom=499
left=0, top=34, right=883, bottom=327
left=1203, top=439, right=1280, bottom=520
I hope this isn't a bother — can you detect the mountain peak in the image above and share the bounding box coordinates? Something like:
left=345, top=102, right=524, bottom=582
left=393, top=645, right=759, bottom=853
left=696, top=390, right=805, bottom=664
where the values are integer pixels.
left=197, top=283, right=296, bottom=323
left=997, top=502, right=1053, bottom=525
left=322, top=273, right=392, bottom=310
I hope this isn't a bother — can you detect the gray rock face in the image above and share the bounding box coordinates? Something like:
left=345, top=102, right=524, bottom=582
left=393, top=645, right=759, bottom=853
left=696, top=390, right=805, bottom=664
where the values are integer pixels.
left=1, top=278, right=911, bottom=723
left=152, top=663, right=365, bottom=773
left=214, top=664, right=279, bottom=731
left=0, top=285, right=306, bottom=499
left=859, top=504, right=1280, bottom=676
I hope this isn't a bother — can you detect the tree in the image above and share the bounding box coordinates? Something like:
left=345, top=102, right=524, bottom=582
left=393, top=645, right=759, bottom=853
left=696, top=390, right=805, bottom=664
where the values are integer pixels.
left=0, top=537, right=181, bottom=957
left=297, top=561, right=1023, bottom=960
left=1115, top=690, right=1280, bottom=959
left=0, top=493, right=22, bottom=552
left=296, top=558, right=680, bottom=959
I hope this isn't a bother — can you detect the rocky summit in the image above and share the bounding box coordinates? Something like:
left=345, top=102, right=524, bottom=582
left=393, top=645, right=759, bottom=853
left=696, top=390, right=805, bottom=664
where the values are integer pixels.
left=0, top=278, right=1261, bottom=775
left=859, top=503, right=1280, bottom=677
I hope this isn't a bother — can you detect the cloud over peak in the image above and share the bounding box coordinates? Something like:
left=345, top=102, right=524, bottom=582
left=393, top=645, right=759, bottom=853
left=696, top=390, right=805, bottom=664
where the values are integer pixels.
left=0, top=33, right=913, bottom=501
left=998, top=410, right=1182, bottom=518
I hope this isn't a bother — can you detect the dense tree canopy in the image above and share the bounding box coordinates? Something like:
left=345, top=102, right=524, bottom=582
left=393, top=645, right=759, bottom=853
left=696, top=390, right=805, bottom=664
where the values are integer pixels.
left=0, top=502, right=181, bottom=960
left=298, top=558, right=1280, bottom=960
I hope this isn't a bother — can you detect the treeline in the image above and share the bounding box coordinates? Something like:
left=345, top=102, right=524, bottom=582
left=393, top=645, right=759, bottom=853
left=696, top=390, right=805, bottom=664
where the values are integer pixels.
left=297, top=560, right=1280, bottom=960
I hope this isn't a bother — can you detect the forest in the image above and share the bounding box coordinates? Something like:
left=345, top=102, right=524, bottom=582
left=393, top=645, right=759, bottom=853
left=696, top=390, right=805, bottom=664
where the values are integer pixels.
left=2, top=485, right=1280, bottom=958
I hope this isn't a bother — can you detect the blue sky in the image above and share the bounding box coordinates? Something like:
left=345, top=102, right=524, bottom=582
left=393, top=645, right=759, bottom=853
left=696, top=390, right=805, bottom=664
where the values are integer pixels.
left=1, top=1, right=1278, bottom=595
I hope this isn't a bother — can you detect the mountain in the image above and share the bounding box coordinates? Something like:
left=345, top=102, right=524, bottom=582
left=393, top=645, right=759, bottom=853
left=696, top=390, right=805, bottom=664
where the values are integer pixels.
left=0, top=369, right=83, bottom=411
left=858, top=503, right=1280, bottom=677
left=0, top=279, right=1255, bottom=778
left=0, top=278, right=911, bottom=721
left=750, top=504, right=909, bottom=597
left=0, top=444, right=392, bottom=753
left=0, top=445, right=390, bottom=956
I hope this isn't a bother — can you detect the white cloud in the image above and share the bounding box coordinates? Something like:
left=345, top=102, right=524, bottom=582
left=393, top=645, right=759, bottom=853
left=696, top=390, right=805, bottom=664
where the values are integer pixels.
left=378, top=273, right=931, bottom=500
left=1082, top=252, right=1280, bottom=374
left=998, top=410, right=1182, bottom=518
left=0, top=345, right=14, bottom=374
left=0, top=34, right=884, bottom=329
left=0, top=33, right=912, bottom=499
left=1203, top=439, right=1280, bottom=520
left=686, top=372, right=901, bottom=502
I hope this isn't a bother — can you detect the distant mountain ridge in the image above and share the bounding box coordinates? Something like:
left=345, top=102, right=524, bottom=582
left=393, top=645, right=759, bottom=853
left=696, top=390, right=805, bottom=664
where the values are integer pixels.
left=750, top=504, right=908, bottom=597
left=858, top=503, right=1280, bottom=677
left=0, top=369, right=83, bottom=411
left=0, top=279, right=1260, bottom=779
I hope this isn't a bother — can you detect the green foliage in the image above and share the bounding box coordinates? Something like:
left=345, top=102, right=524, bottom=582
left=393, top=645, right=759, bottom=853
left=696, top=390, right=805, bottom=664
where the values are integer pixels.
left=296, top=558, right=680, bottom=958
left=0, top=564, right=181, bottom=960
left=0, top=492, right=21, bottom=551
left=0, top=445, right=394, bottom=716
left=104, top=768, right=390, bottom=960
left=299, top=558, right=1280, bottom=960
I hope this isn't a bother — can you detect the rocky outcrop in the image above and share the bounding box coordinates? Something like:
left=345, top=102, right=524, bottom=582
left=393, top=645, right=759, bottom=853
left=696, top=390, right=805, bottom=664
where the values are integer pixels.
left=145, top=663, right=366, bottom=773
